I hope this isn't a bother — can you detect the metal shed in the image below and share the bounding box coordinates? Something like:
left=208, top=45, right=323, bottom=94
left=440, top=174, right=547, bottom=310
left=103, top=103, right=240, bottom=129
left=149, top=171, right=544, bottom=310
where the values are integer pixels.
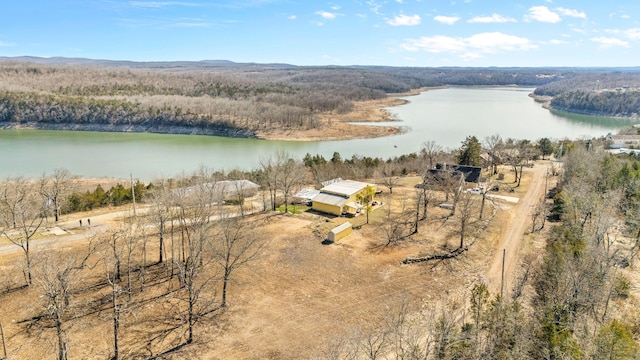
left=328, top=222, right=353, bottom=242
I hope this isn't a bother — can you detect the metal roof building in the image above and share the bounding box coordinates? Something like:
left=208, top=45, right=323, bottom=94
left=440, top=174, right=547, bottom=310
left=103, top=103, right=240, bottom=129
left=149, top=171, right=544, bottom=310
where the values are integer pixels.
left=311, top=179, right=375, bottom=216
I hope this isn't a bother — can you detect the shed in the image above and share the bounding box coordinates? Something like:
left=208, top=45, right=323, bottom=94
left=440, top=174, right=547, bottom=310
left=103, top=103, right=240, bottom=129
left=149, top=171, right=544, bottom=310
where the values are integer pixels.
left=328, top=222, right=352, bottom=242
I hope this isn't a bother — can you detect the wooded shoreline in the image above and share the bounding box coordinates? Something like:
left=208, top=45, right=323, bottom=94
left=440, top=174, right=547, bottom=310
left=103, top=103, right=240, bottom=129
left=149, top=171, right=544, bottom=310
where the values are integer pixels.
left=2, top=60, right=640, bottom=141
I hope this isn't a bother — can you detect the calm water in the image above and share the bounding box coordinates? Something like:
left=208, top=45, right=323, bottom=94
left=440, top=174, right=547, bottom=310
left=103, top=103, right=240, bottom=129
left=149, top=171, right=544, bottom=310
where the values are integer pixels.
left=1, top=87, right=636, bottom=180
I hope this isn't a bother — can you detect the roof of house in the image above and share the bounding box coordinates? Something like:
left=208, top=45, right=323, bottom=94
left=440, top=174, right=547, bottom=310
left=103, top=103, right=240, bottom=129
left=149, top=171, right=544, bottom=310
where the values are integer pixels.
left=293, top=188, right=321, bottom=200
left=321, top=178, right=344, bottom=187
left=432, top=163, right=482, bottom=183
left=321, top=179, right=372, bottom=197
left=312, top=193, right=350, bottom=207
left=176, top=179, right=259, bottom=197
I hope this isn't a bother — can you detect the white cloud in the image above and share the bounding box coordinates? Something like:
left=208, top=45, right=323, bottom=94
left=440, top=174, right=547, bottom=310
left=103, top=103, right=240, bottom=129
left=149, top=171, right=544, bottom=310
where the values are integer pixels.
left=466, top=32, right=536, bottom=51
left=401, top=35, right=466, bottom=52
left=525, top=6, right=561, bottom=23
left=288, top=15, right=296, bottom=20
left=434, top=15, right=460, bottom=25
left=556, top=7, right=586, bottom=19
left=548, top=39, right=569, bottom=45
left=316, top=10, right=336, bottom=20
left=367, top=1, right=382, bottom=16
left=604, top=28, right=640, bottom=40
left=468, top=13, right=516, bottom=24
left=387, top=14, right=421, bottom=26
left=0, top=41, right=13, bottom=47
left=623, top=28, right=640, bottom=40
left=591, top=37, right=629, bottom=48
left=401, top=32, right=535, bottom=58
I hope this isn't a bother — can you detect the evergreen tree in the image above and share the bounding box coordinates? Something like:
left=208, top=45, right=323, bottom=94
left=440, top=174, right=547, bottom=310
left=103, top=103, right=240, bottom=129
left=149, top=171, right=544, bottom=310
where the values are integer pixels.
left=538, top=138, right=554, bottom=160
left=458, top=135, right=482, bottom=166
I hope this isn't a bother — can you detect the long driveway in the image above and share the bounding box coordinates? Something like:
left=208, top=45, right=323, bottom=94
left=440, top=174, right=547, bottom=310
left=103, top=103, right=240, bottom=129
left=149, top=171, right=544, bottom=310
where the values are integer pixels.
left=484, top=163, right=548, bottom=295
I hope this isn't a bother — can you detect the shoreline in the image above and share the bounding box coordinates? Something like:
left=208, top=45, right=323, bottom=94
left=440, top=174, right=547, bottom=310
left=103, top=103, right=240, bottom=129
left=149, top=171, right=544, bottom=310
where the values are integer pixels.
left=0, top=122, right=257, bottom=138
left=254, top=87, right=440, bottom=141
left=0, top=87, right=438, bottom=142
left=529, top=93, right=640, bottom=120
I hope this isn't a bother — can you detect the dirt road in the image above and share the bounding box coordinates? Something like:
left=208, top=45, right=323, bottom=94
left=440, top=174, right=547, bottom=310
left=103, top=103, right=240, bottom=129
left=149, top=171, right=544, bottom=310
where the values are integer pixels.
left=485, top=163, right=548, bottom=295
left=0, top=208, right=136, bottom=254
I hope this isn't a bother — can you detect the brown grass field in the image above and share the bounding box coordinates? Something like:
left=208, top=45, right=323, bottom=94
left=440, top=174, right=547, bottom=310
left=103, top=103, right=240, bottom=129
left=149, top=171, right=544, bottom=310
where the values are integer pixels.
left=2, top=164, right=613, bottom=359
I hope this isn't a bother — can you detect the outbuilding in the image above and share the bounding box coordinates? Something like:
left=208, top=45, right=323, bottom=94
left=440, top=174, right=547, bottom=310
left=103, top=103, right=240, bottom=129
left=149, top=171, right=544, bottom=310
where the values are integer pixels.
left=311, top=179, right=376, bottom=216
left=328, top=222, right=353, bottom=242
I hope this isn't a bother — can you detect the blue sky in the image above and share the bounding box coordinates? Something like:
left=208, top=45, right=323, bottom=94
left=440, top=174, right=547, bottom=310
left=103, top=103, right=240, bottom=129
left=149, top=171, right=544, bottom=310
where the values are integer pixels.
left=2, top=1, right=640, bottom=67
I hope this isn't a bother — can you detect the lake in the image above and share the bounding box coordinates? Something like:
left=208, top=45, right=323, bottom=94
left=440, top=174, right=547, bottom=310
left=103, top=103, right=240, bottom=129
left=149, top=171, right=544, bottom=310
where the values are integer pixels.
left=1, top=87, right=636, bottom=180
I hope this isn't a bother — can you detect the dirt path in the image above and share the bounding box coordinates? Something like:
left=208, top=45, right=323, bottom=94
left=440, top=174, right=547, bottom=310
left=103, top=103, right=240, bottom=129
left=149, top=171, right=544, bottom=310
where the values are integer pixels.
left=485, top=163, right=548, bottom=295
left=0, top=201, right=263, bottom=255
left=0, top=208, right=136, bottom=254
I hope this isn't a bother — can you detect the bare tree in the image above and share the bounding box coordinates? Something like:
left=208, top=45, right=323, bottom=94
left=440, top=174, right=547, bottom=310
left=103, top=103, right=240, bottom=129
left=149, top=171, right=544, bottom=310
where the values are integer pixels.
left=0, top=177, right=45, bottom=285
left=417, top=171, right=438, bottom=223
left=382, top=201, right=405, bottom=246
left=147, top=178, right=174, bottom=264
left=212, top=216, right=264, bottom=307
left=530, top=197, right=547, bottom=233
left=356, top=327, right=389, bottom=360
left=278, top=157, right=305, bottom=213
left=454, top=191, right=479, bottom=249
left=99, top=230, right=128, bottom=360
left=478, top=177, right=500, bottom=220
left=39, top=168, right=76, bottom=223
left=483, top=133, right=503, bottom=175
left=387, top=301, right=435, bottom=360
left=378, top=162, right=400, bottom=195
left=421, top=140, right=443, bottom=169
left=32, top=240, right=96, bottom=360
left=258, top=151, right=289, bottom=211
left=173, top=216, right=219, bottom=344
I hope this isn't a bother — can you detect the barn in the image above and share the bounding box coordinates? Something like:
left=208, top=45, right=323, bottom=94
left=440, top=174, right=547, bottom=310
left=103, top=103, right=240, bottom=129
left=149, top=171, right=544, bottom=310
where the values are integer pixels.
left=311, top=179, right=376, bottom=216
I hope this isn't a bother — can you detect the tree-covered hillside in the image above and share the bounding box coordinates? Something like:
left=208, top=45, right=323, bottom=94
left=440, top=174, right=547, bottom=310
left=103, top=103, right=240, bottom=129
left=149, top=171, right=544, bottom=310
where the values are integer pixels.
left=534, top=72, right=640, bottom=118
left=0, top=58, right=639, bottom=136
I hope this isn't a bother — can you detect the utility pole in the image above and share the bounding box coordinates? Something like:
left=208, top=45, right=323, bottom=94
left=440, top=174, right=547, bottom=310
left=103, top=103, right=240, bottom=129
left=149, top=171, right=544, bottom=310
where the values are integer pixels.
left=131, top=173, right=137, bottom=217
left=501, top=248, right=506, bottom=299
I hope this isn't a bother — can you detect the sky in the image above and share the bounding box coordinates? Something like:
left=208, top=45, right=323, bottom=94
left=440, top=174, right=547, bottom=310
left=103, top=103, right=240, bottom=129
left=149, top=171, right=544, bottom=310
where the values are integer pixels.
left=1, top=1, right=640, bottom=67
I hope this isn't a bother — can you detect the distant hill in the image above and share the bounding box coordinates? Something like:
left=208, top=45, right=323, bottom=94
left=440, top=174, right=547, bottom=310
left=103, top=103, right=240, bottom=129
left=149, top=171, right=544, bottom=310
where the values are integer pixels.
left=0, top=56, right=297, bottom=70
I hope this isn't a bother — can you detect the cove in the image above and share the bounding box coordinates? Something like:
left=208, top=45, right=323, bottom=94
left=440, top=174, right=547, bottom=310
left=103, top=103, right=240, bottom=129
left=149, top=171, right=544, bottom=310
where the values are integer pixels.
left=1, top=87, right=636, bottom=180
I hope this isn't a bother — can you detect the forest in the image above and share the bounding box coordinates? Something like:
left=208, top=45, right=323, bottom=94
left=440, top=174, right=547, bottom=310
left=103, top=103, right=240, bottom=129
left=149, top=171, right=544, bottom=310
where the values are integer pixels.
left=1, top=58, right=639, bottom=138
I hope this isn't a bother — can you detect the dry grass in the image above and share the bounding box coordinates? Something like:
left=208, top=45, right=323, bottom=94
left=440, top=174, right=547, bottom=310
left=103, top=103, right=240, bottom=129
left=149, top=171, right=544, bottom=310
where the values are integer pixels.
left=255, top=93, right=414, bottom=142
left=0, top=173, right=527, bottom=359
